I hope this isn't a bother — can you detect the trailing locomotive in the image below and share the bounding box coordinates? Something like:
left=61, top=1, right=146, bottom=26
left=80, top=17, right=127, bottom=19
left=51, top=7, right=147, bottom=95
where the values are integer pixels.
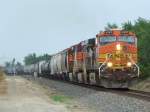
left=24, top=29, right=139, bottom=88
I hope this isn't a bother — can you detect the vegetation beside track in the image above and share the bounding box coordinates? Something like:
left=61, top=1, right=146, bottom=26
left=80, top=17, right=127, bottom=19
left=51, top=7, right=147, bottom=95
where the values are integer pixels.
left=51, top=94, right=72, bottom=103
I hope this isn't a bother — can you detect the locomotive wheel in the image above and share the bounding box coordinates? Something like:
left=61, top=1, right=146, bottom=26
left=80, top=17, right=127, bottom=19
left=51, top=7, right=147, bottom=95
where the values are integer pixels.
left=62, top=73, right=66, bottom=80
left=95, top=73, right=100, bottom=85
left=89, top=72, right=96, bottom=85
left=86, top=72, right=90, bottom=84
left=83, top=70, right=88, bottom=84
left=64, top=73, right=68, bottom=81
left=69, top=73, right=73, bottom=81
left=73, top=72, right=78, bottom=82
left=59, top=74, right=63, bottom=80
left=66, top=73, right=70, bottom=81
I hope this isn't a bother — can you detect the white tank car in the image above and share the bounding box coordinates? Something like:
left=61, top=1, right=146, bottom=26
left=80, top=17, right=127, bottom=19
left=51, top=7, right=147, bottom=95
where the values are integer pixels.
left=24, top=64, right=34, bottom=74
left=34, top=63, right=39, bottom=74
left=38, top=61, right=45, bottom=75
left=23, top=66, right=27, bottom=74
left=29, top=64, right=35, bottom=74
left=50, top=55, right=56, bottom=74
left=60, top=50, right=68, bottom=74
left=50, top=52, right=66, bottom=75
left=41, top=61, right=50, bottom=75
left=23, top=66, right=29, bottom=74
left=55, top=53, right=62, bottom=74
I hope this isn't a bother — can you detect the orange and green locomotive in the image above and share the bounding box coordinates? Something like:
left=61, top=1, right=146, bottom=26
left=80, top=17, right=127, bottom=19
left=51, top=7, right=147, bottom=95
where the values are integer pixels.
left=96, top=29, right=139, bottom=88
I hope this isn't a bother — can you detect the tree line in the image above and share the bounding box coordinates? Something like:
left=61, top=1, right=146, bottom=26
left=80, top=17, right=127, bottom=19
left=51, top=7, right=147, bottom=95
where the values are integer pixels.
left=123, top=18, right=150, bottom=79
left=23, top=53, right=51, bottom=65
left=5, top=54, right=51, bottom=69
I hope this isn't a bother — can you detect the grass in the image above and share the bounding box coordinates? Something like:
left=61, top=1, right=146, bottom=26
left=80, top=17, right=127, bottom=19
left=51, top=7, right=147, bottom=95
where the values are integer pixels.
left=51, top=95, right=72, bottom=103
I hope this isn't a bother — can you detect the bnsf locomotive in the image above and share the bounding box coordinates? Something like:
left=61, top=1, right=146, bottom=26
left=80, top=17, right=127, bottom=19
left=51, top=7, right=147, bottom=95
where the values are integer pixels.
left=23, top=29, right=139, bottom=88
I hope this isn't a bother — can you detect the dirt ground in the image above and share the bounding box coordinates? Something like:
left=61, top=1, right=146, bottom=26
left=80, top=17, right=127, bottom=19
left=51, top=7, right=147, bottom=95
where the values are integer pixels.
left=1, top=73, right=149, bottom=112
left=0, top=74, right=72, bottom=112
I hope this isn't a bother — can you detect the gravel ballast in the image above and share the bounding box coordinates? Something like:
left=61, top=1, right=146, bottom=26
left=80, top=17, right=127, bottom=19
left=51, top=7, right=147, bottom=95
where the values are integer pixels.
left=24, top=75, right=150, bottom=112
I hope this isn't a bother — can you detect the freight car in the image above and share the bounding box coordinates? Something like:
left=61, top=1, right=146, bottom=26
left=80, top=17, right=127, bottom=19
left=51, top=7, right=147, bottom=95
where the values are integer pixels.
left=24, top=29, right=139, bottom=88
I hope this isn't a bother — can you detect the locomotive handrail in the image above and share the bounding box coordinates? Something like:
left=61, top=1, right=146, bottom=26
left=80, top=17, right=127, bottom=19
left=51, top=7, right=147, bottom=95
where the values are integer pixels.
left=98, top=60, right=107, bottom=79
left=129, top=57, right=140, bottom=77
left=98, top=55, right=111, bottom=78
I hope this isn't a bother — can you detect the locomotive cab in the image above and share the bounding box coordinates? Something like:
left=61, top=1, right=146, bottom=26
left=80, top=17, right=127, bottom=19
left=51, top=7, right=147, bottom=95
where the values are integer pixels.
left=96, top=29, right=139, bottom=88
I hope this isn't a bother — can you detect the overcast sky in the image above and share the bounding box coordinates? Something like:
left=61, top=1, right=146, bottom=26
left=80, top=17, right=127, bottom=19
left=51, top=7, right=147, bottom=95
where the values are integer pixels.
left=0, top=0, right=149, bottom=64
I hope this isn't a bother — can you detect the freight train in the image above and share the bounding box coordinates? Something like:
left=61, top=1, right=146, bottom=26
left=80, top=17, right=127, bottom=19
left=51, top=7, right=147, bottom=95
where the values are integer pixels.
left=18, top=29, right=140, bottom=88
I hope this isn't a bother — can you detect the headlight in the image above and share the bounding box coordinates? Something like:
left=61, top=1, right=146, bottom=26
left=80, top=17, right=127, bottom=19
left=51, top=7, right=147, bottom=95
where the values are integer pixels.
left=107, top=62, right=113, bottom=67
left=127, top=62, right=132, bottom=67
left=116, top=44, right=121, bottom=50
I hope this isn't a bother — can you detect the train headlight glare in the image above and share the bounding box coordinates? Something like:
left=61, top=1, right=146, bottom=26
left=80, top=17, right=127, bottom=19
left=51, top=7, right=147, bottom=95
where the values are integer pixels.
left=107, top=62, right=113, bottom=67
left=116, top=44, right=121, bottom=50
left=127, top=62, right=132, bottom=67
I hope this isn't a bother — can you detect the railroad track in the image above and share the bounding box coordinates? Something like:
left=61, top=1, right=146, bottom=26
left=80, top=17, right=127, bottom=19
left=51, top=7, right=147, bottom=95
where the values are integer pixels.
left=68, top=81, right=150, bottom=102
left=22, top=75, right=150, bottom=102
left=123, top=89, right=150, bottom=102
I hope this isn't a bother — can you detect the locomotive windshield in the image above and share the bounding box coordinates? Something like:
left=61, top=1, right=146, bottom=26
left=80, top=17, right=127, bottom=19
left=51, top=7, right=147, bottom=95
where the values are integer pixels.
left=118, top=36, right=135, bottom=44
left=100, top=36, right=116, bottom=45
